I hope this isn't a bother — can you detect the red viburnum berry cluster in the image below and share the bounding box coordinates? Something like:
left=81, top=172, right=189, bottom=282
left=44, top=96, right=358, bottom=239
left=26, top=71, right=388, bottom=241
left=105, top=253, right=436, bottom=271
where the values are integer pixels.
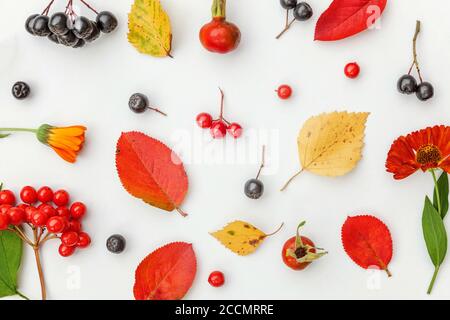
left=196, top=88, right=243, bottom=139
left=0, top=185, right=91, bottom=257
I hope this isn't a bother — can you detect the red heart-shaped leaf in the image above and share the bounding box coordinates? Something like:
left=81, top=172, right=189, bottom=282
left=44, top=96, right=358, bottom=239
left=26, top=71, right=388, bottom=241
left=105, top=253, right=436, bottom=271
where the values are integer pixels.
left=134, top=242, right=197, bottom=300
left=315, top=0, right=387, bottom=41
left=341, top=215, right=393, bottom=276
left=115, top=132, right=188, bottom=215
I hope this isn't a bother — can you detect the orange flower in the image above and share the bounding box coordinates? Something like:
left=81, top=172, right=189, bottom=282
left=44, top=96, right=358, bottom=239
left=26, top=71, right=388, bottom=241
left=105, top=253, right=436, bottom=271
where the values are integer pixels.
left=37, top=124, right=86, bottom=163
left=386, top=125, right=450, bottom=179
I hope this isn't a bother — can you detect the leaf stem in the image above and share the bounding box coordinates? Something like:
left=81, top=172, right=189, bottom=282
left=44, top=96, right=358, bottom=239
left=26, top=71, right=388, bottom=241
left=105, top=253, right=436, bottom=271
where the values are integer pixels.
left=265, top=222, right=284, bottom=237
left=16, top=290, right=30, bottom=300
left=280, top=169, right=304, bottom=191
left=385, top=268, right=392, bottom=277
left=431, top=169, right=442, bottom=216
left=427, top=265, right=440, bottom=294
left=176, top=207, right=188, bottom=217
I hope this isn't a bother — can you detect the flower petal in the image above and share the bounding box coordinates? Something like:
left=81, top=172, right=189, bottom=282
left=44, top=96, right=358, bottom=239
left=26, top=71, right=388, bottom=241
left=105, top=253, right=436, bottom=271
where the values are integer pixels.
left=51, top=146, right=77, bottom=163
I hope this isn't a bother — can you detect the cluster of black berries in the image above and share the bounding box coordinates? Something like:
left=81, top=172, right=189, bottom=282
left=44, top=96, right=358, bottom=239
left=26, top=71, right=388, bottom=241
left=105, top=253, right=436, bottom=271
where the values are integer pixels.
left=25, top=11, right=117, bottom=48
left=397, top=75, right=434, bottom=101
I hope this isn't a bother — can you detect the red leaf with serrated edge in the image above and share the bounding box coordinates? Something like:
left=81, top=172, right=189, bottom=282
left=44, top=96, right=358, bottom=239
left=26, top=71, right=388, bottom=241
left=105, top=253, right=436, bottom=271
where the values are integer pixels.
left=134, top=242, right=197, bottom=300
left=315, top=0, right=387, bottom=41
left=341, top=215, right=393, bottom=277
left=115, top=132, right=188, bottom=216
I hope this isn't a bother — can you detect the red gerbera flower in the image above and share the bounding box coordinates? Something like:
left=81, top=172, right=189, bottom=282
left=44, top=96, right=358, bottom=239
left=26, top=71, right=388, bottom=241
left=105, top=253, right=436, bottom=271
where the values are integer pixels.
left=386, top=125, right=450, bottom=179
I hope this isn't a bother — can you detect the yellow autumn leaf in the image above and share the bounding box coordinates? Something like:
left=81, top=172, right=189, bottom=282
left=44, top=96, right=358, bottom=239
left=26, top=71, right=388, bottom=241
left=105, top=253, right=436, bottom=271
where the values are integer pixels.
left=210, top=221, right=284, bottom=256
left=128, top=0, right=172, bottom=57
left=281, top=111, right=369, bottom=190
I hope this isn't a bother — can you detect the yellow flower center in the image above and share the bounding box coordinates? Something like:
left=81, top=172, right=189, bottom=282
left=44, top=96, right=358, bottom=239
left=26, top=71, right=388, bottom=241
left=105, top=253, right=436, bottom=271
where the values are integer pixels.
left=416, top=144, right=442, bottom=165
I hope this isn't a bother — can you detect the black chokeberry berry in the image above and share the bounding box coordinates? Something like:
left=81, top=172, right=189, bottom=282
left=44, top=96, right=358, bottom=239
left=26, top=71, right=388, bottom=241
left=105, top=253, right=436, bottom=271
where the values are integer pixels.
left=129, top=93, right=149, bottom=113
left=244, top=179, right=264, bottom=199
left=12, top=82, right=30, bottom=100
left=106, top=234, right=126, bottom=254
left=32, top=15, right=51, bottom=37
left=96, top=11, right=118, bottom=34
left=397, top=74, right=417, bottom=94
left=25, top=14, right=39, bottom=35
left=73, top=38, right=86, bottom=48
left=48, top=12, right=69, bottom=36
left=293, top=2, right=313, bottom=21
left=73, top=16, right=93, bottom=39
left=85, top=21, right=100, bottom=42
left=48, top=33, right=60, bottom=44
left=58, top=31, right=79, bottom=47
left=416, top=82, right=434, bottom=101
left=280, top=0, right=298, bottom=9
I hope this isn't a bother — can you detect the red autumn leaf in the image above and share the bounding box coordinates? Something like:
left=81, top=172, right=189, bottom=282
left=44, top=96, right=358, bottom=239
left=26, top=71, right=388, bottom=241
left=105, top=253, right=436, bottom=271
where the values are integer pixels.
left=134, top=242, right=197, bottom=300
left=115, top=132, right=188, bottom=216
left=315, top=0, right=387, bottom=41
left=341, top=215, right=393, bottom=276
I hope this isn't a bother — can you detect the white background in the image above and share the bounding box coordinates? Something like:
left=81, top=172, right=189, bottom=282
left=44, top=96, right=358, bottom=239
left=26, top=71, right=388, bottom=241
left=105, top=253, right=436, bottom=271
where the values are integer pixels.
left=0, top=0, right=450, bottom=300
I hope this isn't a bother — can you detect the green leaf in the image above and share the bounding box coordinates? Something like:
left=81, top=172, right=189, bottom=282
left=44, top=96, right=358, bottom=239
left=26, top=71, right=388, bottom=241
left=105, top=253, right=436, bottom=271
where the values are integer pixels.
left=422, top=196, right=447, bottom=267
left=0, top=134, right=10, bottom=139
left=434, top=172, right=449, bottom=219
left=0, top=231, right=23, bottom=298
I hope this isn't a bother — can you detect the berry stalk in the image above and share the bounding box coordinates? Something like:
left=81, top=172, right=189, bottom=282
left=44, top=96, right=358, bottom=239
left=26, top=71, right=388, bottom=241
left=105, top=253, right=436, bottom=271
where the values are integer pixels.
left=255, top=145, right=266, bottom=180
left=408, top=20, right=423, bottom=83
left=79, top=0, right=99, bottom=15
left=276, top=17, right=296, bottom=40
left=33, top=227, right=47, bottom=300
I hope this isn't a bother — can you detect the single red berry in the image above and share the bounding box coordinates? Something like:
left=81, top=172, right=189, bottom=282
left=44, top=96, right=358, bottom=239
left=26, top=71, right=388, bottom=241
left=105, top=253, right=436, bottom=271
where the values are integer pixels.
left=344, top=62, right=360, bottom=79
left=46, top=216, right=66, bottom=233
left=210, top=120, right=227, bottom=139
left=20, top=186, right=37, bottom=204
left=68, top=219, right=82, bottom=233
left=53, top=190, right=70, bottom=206
left=58, top=244, right=75, bottom=257
left=0, top=204, right=12, bottom=215
left=7, top=207, right=25, bottom=226
left=37, top=186, right=53, bottom=203
left=31, top=210, right=48, bottom=227
left=61, top=231, right=79, bottom=247
left=208, top=271, right=225, bottom=287
left=196, top=113, right=213, bottom=129
left=77, top=232, right=91, bottom=248
left=0, top=190, right=16, bottom=206
left=276, top=85, right=293, bottom=100
left=70, top=202, right=86, bottom=220
left=0, top=212, right=10, bottom=230
left=39, top=204, right=57, bottom=218
left=25, top=206, right=38, bottom=223
left=56, top=206, right=70, bottom=218
left=227, top=123, right=243, bottom=139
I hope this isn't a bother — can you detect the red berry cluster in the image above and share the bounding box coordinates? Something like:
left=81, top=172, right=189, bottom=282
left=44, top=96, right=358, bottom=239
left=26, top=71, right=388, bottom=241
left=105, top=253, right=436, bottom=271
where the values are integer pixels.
left=0, top=185, right=91, bottom=257
left=196, top=88, right=243, bottom=139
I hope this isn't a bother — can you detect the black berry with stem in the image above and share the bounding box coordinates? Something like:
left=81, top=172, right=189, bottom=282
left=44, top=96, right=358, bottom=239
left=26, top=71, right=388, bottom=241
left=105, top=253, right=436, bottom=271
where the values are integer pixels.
left=397, top=74, right=417, bottom=94
left=398, top=20, right=434, bottom=101
left=106, top=234, right=126, bottom=254
left=416, top=82, right=434, bottom=101
left=244, top=146, right=266, bottom=200
left=73, top=16, right=94, bottom=39
left=32, top=15, right=51, bottom=36
left=128, top=93, right=167, bottom=116
left=48, top=12, right=69, bottom=36
left=96, top=11, right=118, bottom=33
left=280, top=0, right=298, bottom=9
left=293, top=2, right=313, bottom=21
left=12, top=82, right=31, bottom=100
left=25, top=14, right=39, bottom=35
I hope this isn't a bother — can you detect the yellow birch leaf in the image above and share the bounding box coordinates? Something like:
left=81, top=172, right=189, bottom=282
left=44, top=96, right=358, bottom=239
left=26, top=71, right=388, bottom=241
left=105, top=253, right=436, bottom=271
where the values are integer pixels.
left=128, top=0, right=172, bottom=57
left=281, top=111, right=369, bottom=190
left=210, top=221, right=284, bottom=256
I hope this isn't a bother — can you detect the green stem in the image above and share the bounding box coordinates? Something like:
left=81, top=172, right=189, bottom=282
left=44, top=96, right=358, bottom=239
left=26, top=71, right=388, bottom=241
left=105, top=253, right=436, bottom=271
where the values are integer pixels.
left=16, top=290, right=30, bottom=300
left=427, top=265, right=440, bottom=294
left=0, top=128, right=37, bottom=133
left=431, top=169, right=442, bottom=215
left=212, top=0, right=226, bottom=18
